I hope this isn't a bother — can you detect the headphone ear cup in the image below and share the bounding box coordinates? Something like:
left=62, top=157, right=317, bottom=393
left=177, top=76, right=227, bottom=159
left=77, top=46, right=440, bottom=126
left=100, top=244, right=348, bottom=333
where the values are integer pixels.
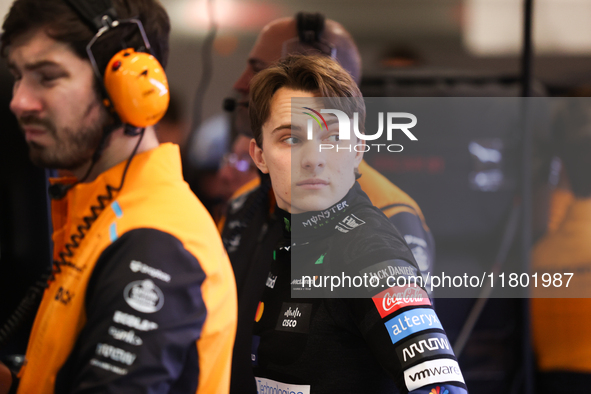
left=103, top=49, right=170, bottom=128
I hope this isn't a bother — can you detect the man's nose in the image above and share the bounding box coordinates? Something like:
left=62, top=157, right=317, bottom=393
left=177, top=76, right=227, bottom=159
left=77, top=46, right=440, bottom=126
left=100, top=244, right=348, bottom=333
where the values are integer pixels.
left=233, top=67, right=254, bottom=95
left=301, top=141, right=326, bottom=171
left=10, top=80, right=43, bottom=117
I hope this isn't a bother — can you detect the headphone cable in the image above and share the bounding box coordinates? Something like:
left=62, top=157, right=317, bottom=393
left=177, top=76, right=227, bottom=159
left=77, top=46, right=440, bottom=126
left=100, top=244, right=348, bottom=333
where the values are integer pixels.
left=0, top=129, right=145, bottom=350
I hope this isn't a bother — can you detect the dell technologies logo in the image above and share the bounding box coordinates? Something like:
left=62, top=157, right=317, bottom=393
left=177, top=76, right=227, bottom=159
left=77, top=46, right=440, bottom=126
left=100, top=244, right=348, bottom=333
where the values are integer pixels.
left=303, top=107, right=417, bottom=153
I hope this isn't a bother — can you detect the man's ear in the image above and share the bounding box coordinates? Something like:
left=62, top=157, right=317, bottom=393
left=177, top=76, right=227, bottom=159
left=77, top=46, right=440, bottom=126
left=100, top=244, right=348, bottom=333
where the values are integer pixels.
left=353, top=138, right=365, bottom=168
left=249, top=138, right=269, bottom=174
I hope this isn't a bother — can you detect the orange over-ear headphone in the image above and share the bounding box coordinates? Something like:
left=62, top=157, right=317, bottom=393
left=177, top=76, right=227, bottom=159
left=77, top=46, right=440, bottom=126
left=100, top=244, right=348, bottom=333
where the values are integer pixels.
left=65, top=0, right=169, bottom=128
left=104, top=48, right=169, bottom=127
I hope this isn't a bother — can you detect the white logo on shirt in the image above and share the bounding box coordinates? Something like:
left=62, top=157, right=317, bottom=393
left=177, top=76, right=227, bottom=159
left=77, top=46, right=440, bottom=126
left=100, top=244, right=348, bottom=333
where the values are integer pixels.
left=124, top=280, right=164, bottom=313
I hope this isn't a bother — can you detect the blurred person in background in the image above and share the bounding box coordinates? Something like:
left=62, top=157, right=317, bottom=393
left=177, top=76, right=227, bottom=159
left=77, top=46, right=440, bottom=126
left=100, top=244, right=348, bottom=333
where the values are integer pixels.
left=531, top=99, right=591, bottom=394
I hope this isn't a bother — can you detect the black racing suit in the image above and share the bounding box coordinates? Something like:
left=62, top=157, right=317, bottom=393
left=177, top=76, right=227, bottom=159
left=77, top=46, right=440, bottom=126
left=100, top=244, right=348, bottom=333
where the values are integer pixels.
left=249, top=182, right=467, bottom=394
left=223, top=171, right=437, bottom=393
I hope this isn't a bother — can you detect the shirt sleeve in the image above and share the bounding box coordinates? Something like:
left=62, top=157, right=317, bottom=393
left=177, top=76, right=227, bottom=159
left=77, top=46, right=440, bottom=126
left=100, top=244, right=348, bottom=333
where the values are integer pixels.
left=54, top=228, right=207, bottom=394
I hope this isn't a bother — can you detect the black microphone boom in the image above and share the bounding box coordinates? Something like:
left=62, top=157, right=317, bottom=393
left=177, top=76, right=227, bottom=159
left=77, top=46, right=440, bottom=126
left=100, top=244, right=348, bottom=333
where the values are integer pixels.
left=48, top=183, right=73, bottom=200
left=223, top=97, right=236, bottom=112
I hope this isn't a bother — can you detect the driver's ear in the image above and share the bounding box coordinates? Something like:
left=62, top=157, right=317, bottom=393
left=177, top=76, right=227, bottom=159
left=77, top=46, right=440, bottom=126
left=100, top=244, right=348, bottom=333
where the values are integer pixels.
left=353, top=138, right=365, bottom=168
left=250, top=138, right=268, bottom=174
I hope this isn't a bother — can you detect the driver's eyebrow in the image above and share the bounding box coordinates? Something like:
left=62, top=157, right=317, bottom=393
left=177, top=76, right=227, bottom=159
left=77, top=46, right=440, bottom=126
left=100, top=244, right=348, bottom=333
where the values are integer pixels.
left=9, top=59, right=63, bottom=72
left=272, top=124, right=300, bottom=134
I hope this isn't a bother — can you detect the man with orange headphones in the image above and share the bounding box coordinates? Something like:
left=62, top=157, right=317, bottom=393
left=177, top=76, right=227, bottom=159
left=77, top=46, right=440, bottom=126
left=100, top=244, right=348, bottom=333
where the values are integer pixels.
left=0, top=0, right=236, bottom=393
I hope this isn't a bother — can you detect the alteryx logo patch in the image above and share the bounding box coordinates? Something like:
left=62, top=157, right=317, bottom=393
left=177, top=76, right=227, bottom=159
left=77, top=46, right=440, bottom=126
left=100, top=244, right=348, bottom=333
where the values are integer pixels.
left=384, top=308, right=442, bottom=344
left=404, top=359, right=465, bottom=392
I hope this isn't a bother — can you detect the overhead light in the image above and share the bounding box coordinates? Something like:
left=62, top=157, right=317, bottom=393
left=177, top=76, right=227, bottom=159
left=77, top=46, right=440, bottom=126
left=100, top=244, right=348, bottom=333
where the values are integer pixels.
left=464, top=0, right=591, bottom=55
left=170, top=0, right=283, bottom=35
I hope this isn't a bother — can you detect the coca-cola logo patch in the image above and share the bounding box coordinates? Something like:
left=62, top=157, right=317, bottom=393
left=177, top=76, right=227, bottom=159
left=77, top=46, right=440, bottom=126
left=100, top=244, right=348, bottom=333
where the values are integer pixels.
left=372, top=285, right=431, bottom=318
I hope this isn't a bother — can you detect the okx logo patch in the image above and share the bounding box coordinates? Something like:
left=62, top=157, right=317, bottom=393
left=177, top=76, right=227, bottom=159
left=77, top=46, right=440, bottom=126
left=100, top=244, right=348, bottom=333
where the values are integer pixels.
left=275, top=303, right=312, bottom=333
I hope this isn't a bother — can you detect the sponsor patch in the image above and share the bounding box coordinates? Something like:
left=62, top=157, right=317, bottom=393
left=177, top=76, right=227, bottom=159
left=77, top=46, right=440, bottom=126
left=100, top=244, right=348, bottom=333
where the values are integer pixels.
left=113, top=310, right=158, bottom=331
left=90, top=358, right=128, bottom=375
left=360, top=260, right=418, bottom=283
left=254, top=377, right=310, bottom=394
left=251, top=335, right=260, bottom=366
left=291, top=277, right=313, bottom=286
left=95, top=343, right=137, bottom=366
left=129, top=260, right=171, bottom=282
left=404, top=359, right=465, bottom=391
left=266, top=272, right=277, bottom=289
left=301, top=201, right=349, bottom=227
left=334, top=214, right=366, bottom=233
left=424, top=384, right=467, bottom=394
left=372, top=285, right=431, bottom=318
left=384, top=308, right=443, bottom=344
left=108, top=326, right=143, bottom=346
left=124, top=279, right=164, bottom=313
left=275, top=303, right=313, bottom=333
left=396, top=333, right=454, bottom=369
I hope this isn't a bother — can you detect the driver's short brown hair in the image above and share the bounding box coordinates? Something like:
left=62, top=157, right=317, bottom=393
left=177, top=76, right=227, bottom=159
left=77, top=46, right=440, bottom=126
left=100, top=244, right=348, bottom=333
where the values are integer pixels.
left=249, top=54, right=365, bottom=147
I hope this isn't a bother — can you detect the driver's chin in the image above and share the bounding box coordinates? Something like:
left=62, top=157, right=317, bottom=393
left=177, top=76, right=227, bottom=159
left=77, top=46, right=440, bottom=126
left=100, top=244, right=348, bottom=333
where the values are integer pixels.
left=292, top=196, right=334, bottom=214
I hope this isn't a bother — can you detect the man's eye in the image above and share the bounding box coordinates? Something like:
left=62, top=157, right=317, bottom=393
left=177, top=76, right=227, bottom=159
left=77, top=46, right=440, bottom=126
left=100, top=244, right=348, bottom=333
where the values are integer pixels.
left=327, top=134, right=340, bottom=142
left=283, top=136, right=301, bottom=145
left=40, top=74, right=59, bottom=83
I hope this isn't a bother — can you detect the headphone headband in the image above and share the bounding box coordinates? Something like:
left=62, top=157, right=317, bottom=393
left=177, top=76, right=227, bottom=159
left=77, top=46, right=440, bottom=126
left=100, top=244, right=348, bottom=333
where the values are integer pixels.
left=296, top=12, right=325, bottom=44
left=64, top=0, right=169, bottom=129
left=63, top=0, right=118, bottom=31
left=281, top=12, right=336, bottom=59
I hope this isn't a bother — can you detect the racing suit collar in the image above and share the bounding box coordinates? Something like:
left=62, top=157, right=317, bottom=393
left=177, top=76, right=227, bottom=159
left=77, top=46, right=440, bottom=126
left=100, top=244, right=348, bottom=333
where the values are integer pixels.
left=49, top=143, right=182, bottom=238
left=275, top=182, right=368, bottom=243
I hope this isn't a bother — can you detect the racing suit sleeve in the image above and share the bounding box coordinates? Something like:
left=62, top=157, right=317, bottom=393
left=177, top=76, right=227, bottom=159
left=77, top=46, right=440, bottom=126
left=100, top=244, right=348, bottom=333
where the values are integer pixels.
left=344, top=256, right=467, bottom=394
left=54, top=228, right=207, bottom=394
left=386, top=209, right=435, bottom=280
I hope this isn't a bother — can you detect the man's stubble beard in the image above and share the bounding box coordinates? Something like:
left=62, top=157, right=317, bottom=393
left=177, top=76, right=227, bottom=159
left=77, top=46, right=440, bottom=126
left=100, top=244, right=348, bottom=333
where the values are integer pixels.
left=24, top=99, right=110, bottom=171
